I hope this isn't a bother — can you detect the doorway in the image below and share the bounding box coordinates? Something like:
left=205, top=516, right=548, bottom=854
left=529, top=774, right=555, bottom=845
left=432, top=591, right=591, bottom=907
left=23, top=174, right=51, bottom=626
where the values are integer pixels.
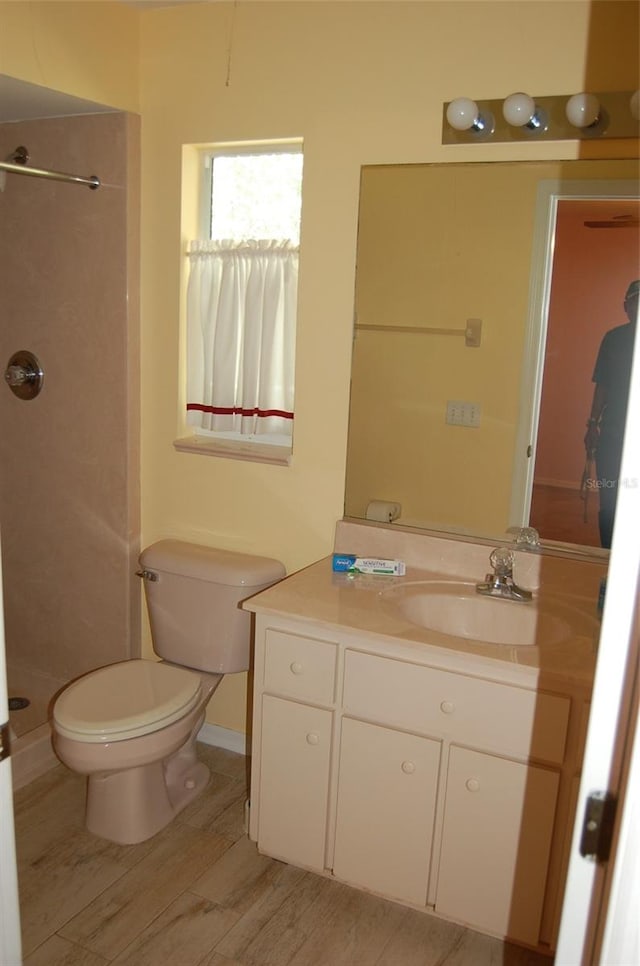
left=510, top=181, right=640, bottom=549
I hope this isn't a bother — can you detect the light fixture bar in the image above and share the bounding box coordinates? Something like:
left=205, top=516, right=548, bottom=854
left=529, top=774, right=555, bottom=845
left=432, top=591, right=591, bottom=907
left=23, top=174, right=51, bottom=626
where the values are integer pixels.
left=442, top=90, right=639, bottom=144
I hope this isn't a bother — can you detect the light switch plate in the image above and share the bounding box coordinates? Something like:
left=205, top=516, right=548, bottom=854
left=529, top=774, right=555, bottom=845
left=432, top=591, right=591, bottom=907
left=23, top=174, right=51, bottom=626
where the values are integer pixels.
left=446, top=401, right=481, bottom=427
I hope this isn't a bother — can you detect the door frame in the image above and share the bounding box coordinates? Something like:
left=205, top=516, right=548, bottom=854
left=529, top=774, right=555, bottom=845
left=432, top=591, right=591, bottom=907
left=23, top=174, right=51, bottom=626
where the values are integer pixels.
left=0, top=536, right=22, bottom=966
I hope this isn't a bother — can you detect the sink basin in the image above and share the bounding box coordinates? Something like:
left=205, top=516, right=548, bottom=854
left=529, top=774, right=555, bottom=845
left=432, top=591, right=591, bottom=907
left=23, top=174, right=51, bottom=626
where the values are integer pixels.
left=381, top=581, right=598, bottom=647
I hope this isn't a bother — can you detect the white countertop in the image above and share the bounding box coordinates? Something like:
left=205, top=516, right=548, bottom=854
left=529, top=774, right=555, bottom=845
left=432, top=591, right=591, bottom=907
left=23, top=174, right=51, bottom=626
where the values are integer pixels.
left=244, top=554, right=599, bottom=689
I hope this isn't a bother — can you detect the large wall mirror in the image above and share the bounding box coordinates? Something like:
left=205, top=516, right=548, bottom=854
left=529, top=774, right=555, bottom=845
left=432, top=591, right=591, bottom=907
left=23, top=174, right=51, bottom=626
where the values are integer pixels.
left=345, top=158, right=639, bottom=553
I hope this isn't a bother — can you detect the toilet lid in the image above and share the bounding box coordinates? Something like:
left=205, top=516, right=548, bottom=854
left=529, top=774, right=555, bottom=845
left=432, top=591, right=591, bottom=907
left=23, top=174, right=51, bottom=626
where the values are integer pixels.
left=53, top=660, right=203, bottom=743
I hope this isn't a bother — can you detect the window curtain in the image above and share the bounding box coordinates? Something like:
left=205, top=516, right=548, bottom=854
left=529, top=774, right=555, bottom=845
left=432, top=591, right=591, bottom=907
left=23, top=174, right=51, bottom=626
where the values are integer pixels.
left=186, top=239, right=298, bottom=437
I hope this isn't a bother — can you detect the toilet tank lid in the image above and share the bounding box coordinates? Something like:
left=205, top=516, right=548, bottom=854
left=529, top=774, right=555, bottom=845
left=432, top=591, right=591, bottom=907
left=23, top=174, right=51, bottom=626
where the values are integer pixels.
left=139, top=539, right=286, bottom=587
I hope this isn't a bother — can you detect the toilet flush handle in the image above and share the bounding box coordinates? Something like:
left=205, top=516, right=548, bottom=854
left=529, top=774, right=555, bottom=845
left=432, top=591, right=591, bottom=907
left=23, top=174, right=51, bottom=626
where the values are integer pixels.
left=136, top=569, right=159, bottom=582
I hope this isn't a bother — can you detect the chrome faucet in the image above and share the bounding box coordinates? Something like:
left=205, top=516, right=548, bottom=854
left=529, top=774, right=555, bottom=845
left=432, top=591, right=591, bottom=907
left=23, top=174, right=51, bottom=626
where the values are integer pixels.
left=476, top=547, right=533, bottom=602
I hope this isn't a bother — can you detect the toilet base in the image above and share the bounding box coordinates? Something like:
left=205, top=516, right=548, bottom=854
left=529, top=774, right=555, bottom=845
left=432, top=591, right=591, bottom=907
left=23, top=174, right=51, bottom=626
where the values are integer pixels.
left=53, top=671, right=224, bottom=845
left=86, top=755, right=210, bottom=845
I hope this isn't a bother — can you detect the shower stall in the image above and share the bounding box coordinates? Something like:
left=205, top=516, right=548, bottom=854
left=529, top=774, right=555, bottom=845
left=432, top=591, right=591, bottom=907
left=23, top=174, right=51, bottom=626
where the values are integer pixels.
left=0, top=107, right=141, bottom=788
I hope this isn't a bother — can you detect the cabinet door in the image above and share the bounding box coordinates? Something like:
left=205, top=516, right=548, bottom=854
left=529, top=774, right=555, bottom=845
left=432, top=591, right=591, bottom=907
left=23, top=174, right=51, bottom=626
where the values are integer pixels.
left=257, top=694, right=332, bottom=871
left=436, top=746, right=559, bottom=947
left=333, top=717, right=441, bottom=905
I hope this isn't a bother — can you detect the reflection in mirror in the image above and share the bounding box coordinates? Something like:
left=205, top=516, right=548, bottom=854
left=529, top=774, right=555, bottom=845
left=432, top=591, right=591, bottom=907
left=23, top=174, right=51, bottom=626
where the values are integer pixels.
left=528, top=215, right=639, bottom=550
left=345, top=159, right=639, bottom=552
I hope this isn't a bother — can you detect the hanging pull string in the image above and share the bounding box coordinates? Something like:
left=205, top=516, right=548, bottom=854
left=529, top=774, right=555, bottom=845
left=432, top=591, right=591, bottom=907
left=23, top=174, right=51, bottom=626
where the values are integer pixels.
left=225, top=0, right=238, bottom=88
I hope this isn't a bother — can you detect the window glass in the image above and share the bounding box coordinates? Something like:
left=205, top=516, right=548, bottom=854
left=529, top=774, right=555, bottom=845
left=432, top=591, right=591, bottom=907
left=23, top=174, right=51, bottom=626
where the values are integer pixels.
left=209, top=152, right=303, bottom=242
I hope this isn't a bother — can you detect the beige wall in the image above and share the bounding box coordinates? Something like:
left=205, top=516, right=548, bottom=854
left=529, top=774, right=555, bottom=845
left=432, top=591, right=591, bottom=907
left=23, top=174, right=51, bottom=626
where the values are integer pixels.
left=138, top=0, right=638, bottom=729
left=1, top=1, right=638, bottom=733
left=0, top=1, right=139, bottom=113
left=0, top=112, right=140, bottom=688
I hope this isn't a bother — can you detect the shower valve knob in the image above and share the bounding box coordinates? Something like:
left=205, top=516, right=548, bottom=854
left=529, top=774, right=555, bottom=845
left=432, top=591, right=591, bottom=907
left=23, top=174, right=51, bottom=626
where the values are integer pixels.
left=5, top=365, right=31, bottom=386
left=4, top=350, right=44, bottom=400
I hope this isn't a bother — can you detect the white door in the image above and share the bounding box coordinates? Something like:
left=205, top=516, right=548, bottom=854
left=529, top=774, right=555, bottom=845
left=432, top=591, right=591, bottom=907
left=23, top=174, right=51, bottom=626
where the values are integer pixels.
left=0, top=536, right=22, bottom=966
left=555, top=297, right=640, bottom=963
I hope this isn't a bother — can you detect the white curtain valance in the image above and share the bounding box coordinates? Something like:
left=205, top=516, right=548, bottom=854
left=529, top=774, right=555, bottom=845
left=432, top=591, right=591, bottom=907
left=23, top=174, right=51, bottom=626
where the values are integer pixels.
left=186, top=239, right=298, bottom=438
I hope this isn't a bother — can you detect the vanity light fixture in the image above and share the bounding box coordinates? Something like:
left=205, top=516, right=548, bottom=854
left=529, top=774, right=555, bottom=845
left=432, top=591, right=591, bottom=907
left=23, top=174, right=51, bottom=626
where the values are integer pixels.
left=442, top=90, right=640, bottom=144
left=565, top=92, right=601, bottom=129
left=502, top=92, right=547, bottom=131
left=445, top=98, right=494, bottom=138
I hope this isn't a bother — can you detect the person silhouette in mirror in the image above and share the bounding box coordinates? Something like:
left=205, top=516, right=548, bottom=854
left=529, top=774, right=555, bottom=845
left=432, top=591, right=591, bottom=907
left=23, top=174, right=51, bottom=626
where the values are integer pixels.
left=585, top=279, right=639, bottom=549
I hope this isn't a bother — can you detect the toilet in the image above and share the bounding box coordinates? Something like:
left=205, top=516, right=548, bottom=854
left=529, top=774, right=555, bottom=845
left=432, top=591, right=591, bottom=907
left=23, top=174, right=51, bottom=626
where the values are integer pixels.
left=51, top=539, right=285, bottom=845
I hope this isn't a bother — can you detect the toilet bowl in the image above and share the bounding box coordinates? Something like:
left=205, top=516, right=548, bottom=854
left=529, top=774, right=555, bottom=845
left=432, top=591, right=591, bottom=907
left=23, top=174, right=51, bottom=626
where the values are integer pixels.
left=51, top=540, right=285, bottom=844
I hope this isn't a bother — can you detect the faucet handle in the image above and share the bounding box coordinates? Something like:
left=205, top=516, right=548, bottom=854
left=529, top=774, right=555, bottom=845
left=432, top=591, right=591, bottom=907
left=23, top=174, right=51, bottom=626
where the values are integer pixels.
left=489, top=546, right=514, bottom=577
left=509, top=526, right=540, bottom=549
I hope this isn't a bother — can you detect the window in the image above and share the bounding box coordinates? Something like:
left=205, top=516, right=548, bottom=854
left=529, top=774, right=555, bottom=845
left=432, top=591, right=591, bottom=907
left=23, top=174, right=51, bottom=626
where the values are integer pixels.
left=205, top=150, right=303, bottom=243
left=184, top=144, right=303, bottom=455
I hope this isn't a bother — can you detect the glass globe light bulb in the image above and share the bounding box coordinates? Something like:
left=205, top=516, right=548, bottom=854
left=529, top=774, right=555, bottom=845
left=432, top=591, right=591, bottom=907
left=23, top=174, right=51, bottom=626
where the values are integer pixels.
left=446, top=98, right=481, bottom=132
left=566, top=93, right=600, bottom=128
left=502, top=92, right=536, bottom=127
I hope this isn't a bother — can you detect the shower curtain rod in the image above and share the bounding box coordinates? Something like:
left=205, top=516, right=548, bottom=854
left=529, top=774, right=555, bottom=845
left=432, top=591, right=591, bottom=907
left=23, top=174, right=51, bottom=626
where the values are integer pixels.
left=0, top=145, right=100, bottom=190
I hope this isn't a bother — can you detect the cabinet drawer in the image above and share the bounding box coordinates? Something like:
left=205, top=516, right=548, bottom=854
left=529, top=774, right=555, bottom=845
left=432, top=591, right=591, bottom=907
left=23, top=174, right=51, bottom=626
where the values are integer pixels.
left=264, top=629, right=336, bottom=705
left=343, top=650, right=569, bottom=764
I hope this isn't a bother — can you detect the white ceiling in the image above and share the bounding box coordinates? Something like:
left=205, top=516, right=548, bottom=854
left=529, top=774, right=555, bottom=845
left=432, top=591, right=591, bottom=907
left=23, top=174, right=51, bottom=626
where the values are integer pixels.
left=0, top=74, right=114, bottom=124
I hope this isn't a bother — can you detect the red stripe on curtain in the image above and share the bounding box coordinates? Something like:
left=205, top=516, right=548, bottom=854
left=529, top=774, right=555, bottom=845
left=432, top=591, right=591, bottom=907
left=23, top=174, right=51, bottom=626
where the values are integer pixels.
left=187, top=403, right=294, bottom=420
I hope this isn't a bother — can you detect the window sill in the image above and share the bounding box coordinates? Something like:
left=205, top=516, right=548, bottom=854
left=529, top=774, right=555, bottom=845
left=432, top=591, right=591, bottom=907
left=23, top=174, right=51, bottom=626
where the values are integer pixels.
left=173, top=434, right=292, bottom=466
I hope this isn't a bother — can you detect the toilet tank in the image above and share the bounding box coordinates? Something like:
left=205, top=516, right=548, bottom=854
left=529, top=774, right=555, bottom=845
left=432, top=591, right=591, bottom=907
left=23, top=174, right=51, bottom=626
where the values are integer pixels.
left=139, top=540, right=286, bottom=674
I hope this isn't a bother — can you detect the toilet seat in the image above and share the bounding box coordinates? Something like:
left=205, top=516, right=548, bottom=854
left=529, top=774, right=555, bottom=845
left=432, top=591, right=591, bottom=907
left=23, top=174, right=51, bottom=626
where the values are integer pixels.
left=53, top=660, right=203, bottom=743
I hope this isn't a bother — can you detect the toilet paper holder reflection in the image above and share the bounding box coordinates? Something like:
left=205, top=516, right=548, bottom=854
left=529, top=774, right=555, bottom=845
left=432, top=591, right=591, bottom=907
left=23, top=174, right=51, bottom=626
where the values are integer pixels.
left=365, top=501, right=401, bottom=523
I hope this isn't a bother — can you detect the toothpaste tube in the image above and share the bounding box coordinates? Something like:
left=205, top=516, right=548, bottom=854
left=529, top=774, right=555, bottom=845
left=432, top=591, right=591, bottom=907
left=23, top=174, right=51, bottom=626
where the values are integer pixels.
left=332, top=553, right=406, bottom=576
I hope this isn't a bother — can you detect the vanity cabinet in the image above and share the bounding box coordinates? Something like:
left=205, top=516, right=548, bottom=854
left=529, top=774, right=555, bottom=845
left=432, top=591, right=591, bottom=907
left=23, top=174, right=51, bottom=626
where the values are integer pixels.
left=333, top=716, right=440, bottom=905
left=336, top=647, right=568, bottom=945
left=253, top=629, right=337, bottom=871
left=257, top=694, right=332, bottom=870
left=249, top=613, right=587, bottom=953
left=436, top=746, right=559, bottom=947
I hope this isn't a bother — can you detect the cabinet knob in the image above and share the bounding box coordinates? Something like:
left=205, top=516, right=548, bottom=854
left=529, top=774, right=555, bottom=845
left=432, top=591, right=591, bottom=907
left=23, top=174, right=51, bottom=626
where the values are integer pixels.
left=401, top=760, right=415, bottom=774
left=290, top=661, right=303, bottom=675
left=306, top=733, right=320, bottom=746
left=440, top=700, right=455, bottom=714
left=465, top=778, right=480, bottom=792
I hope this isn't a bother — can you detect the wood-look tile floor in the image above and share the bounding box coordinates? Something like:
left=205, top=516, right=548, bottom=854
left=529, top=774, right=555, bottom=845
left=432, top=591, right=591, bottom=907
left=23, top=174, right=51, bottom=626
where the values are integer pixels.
left=529, top=483, right=601, bottom=548
left=14, top=743, right=551, bottom=966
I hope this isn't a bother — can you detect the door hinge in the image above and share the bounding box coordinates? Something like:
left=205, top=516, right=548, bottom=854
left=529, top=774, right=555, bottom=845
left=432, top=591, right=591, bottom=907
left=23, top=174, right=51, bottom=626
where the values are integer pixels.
left=0, top=721, right=11, bottom=762
left=579, top=791, right=617, bottom=862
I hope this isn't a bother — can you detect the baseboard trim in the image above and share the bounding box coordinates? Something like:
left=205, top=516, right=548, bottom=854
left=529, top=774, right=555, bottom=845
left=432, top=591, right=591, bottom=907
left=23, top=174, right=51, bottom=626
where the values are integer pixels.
left=197, top=722, right=248, bottom=757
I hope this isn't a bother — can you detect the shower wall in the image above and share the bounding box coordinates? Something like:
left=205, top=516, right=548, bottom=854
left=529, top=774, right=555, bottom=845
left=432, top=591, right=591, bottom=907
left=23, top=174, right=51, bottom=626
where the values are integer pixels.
left=0, top=111, right=140, bottom=698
